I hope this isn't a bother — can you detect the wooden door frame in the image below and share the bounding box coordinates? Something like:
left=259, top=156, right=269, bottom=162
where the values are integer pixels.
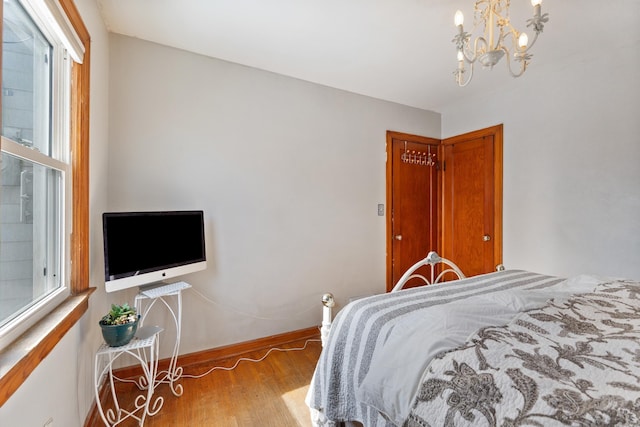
left=441, top=124, right=503, bottom=270
left=385, top=130, right=441, bottom=292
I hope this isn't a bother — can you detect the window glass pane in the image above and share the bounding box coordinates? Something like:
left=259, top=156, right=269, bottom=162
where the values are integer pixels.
left=0, top=152, right=61, bottom=328
left=2, top=0, right=52, bottom=156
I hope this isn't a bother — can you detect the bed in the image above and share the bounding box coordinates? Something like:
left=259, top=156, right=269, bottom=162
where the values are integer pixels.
left=306, top=255, right=640, bottom=426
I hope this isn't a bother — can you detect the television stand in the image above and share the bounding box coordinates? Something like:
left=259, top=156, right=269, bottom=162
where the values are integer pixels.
left=134, top=281, right=191, bottom=397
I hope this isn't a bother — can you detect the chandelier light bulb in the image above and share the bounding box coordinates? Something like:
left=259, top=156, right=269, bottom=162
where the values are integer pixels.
left=518, top=33, right=529, bottom=49
left=531, top=0, right=542, bottom=6
left=454, top=10, right=464, bottom=27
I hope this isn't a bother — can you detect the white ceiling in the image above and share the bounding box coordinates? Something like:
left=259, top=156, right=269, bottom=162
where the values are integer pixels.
left=96, top=0, right=638, bottom=112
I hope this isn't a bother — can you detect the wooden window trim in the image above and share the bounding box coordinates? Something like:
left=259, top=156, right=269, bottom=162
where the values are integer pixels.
left=0, top=0, right=92, bottom=407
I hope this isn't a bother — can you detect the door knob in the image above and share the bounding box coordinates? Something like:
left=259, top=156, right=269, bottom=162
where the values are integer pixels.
left=483, top=234, right=491, bottom=241
left=394, top=235, right=403, bottom=241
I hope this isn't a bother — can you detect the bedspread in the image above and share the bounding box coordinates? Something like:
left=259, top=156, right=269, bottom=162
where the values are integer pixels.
left=406, top=279, right=640, bottom=427
left=307, top=270, right=569, bottom=426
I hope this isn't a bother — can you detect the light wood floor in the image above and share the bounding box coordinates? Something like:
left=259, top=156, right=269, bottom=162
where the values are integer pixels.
left=97, top=338, right=323, bottom=426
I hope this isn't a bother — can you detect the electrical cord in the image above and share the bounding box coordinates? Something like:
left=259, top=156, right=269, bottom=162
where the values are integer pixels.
left=110, top=337, right=322, bottom=384
left=182, top=337, right=322, bottom=379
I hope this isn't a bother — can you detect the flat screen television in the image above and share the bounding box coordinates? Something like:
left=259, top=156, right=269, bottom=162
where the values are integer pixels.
left=103, top=210, right=207, bottom=293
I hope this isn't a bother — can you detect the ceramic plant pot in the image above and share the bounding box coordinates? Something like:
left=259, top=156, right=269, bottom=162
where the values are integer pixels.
left=99, top=317, right=139, bottom=347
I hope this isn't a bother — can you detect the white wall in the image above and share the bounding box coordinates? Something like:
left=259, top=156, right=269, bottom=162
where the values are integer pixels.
left=107, top=34, right=441, bottom=355
left=0, top=0, right=111, bottom=425
left=441, top=5, right=640, bottom=280
left=0, top=329, right=83, bottom=426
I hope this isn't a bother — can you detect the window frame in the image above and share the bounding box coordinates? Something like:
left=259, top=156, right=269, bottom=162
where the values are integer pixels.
left=0, top=0, right=91, bottom=407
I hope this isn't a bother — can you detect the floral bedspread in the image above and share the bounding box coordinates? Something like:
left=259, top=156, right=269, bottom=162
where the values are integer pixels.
left=406, top=280, right=640, bottom=427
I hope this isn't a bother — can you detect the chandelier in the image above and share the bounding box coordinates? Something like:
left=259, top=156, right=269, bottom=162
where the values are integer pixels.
left=452, top=0, right=549, bottom=86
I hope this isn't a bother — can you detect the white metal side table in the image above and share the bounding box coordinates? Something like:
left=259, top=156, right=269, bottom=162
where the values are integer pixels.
left=94, top=326, right=164, bottom=426
left=134, top=281, right=191, bottom=396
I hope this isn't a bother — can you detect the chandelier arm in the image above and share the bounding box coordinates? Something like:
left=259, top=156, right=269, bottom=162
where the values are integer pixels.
left=503, top=47, right=527, bottom=78
left=462, top=36, right=487, bottom=64
left=456, top=62, right=474, bottom=87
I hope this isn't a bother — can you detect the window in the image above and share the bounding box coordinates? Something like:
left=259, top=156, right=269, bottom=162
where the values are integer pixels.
left=0, top=0, right=90, bottom=406
left=0, top=0, right=75, bottom=348
left=0, top=0, right=71, bottom=348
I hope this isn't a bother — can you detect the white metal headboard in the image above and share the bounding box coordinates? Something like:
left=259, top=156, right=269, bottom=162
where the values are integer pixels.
left=320, top=251, right=466, bottom=346
left=390, top=251, right=465, bottom=292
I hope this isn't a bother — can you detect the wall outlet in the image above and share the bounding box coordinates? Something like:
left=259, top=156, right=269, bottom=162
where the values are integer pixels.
left=377, top=204, right=384, bottom=216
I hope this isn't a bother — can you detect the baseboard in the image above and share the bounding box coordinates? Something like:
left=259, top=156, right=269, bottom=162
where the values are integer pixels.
left=86, top=326, right=321, bottom=425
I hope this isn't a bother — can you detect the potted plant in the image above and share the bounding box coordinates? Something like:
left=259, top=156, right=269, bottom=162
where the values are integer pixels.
left=99, top=303, right=139, bottom=347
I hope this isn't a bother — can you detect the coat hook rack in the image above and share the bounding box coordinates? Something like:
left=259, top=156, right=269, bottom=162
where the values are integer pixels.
left=401, top=141, right=436, bottom=167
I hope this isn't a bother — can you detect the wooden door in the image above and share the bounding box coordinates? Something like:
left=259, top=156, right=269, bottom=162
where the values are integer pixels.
left=441, top=125, right=503, bottom=277
left=386, top=131, right=439, bottom=291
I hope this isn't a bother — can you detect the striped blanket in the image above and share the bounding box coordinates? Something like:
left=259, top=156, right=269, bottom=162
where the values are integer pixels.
left=306, top=270, right=572, bottom=426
